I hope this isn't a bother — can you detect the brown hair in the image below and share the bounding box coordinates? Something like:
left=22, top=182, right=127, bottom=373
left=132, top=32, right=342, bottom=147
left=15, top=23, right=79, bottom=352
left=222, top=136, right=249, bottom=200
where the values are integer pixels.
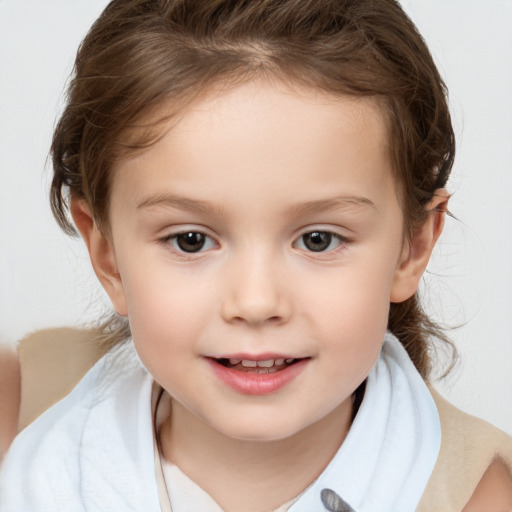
left=50, top=0, right=455, bottom=378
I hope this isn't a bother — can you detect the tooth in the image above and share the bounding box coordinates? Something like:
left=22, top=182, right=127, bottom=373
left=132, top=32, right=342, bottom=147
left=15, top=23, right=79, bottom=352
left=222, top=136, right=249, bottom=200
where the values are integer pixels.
left=258, top=369, right=269, bottom=374
left=241, top=360, right=257, bottom=367
left=256, top=359, right=274, bottom=368
left=229, top=359, right=242, bottom=365
left=285, top=358, right=294, bottom=363
left=275, top=359, right=284, bottom=366
left=268, top=368, right=278, bottom=373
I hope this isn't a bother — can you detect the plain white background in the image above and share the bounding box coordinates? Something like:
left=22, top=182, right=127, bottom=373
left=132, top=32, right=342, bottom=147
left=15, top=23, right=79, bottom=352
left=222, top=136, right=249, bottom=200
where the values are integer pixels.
left=1, top=0, right=511, bottom=435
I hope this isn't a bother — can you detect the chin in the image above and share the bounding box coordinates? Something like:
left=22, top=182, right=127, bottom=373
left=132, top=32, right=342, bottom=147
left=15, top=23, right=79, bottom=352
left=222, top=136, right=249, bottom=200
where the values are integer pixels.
left=212, top=415, right=313, bottom=443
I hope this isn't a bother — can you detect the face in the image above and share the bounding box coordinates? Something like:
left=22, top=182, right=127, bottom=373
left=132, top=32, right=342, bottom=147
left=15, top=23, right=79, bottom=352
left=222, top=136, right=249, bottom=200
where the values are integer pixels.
left=102, top=81, right=411, bottom=442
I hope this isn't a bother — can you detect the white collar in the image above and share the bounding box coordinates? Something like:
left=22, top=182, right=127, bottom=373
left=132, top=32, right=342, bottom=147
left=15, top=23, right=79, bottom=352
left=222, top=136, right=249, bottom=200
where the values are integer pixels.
left=288, top=333, right=441, bottom=512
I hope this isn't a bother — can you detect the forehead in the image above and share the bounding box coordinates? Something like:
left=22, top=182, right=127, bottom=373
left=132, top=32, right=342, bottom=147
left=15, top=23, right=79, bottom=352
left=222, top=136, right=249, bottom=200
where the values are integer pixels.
left=175, top=79, right=389, bottom=150
left=110, top=80, right=396, bottom=217
left=117, top=78, right=390, bottom=160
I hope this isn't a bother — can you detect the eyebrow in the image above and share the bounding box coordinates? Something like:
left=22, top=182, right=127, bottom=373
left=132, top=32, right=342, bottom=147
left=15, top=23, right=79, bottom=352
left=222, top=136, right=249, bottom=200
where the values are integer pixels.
left=285, top=196, right=377, bottom=217
left=137, top=194, right=225, bottom=215
left=137, top=193, right=376, bottom=216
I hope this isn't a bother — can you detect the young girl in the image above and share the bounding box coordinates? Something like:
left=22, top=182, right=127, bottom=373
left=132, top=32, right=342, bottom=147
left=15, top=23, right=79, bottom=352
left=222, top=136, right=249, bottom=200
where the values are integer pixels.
left=1, top=1, right=511, bottom=511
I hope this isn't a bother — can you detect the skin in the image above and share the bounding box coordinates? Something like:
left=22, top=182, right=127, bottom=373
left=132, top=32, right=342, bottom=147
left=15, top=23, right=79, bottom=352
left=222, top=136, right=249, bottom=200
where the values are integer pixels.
left=70, top=79, right=511, bottom=511
left=463, top=459, right=512, bottom=511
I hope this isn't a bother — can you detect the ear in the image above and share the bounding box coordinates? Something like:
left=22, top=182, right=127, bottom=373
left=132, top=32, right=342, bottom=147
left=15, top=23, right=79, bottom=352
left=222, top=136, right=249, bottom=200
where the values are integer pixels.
left=390, top=189, right=449, bottom=303
left=70, top=198, right=128, bottom=316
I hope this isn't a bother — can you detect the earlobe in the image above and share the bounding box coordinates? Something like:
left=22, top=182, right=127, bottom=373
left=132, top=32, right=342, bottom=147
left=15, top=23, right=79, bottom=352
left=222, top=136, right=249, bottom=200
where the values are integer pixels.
left=70, top=198, right=128, bottom=316
left=390, top=189, right=449, bottom=303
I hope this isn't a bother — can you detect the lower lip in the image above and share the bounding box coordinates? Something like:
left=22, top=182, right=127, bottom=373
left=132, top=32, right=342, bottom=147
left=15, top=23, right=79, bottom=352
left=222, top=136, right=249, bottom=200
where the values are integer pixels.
left=207, top=358, right=308, bottom=395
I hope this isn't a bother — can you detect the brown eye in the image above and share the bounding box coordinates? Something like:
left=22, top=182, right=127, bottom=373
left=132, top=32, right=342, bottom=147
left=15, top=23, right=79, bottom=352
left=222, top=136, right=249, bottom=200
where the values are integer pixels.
left=175, top=232, right=206, bottom=252
left=296, top=231, right=345, bottom=253
left=302, top=231, right=333, bottom=252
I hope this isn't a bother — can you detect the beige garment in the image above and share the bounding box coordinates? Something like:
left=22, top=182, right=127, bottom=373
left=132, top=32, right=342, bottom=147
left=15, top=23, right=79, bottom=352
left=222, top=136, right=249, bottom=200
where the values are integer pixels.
left=15, top=328, right=512, bottom=510
left=417, top=388, right=512, bottom=511
left=17, top=327, right=108, bottom=431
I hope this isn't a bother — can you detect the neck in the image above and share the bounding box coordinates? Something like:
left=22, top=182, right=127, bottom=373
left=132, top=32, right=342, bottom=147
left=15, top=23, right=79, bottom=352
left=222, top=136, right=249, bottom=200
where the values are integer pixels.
left=158, top=397, right=353, bottom=512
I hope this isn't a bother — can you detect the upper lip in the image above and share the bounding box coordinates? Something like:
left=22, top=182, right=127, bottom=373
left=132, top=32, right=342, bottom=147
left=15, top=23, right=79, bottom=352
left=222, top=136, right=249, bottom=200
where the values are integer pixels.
left=208, top=353, right=301, bottom=361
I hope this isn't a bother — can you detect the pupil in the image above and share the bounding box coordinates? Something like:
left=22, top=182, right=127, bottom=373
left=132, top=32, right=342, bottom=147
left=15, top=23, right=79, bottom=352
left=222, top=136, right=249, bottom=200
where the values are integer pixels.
left=177, top=232, right=205, bottom=252
left=304, top=231, right=331, bottom=252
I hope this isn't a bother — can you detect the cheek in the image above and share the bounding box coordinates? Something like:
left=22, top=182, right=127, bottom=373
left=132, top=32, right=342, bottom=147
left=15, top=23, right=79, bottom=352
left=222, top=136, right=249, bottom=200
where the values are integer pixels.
left=301, top=256, right=396, bottom=368
left=317, top=290, right=388, bottom=366
left=119, top=259, right=213, bottom=357
left=305, top=259, right=395, bottom=326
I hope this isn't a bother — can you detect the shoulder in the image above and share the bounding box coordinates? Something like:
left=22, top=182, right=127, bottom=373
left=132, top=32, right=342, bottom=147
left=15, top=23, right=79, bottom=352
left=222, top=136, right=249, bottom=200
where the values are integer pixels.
left=0, top=351, right=109, bottom=508
left=418, top=388, right=512, bottom=512
left=17, top=327, right=108, bottom=430
left=463, top=458, right=512, bottom=511
left=0, top=344, right=153, bottom=510
left=2, top=328, right=106, bottom=460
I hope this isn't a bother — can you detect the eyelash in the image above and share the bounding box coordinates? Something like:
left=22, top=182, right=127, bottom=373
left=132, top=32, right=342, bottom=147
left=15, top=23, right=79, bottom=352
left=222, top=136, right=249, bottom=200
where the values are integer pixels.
left=160, top=229, right=348, bottom=256
left=293, top=231, right=347, bottom=254
left=161, top=231, right=217, bottom=254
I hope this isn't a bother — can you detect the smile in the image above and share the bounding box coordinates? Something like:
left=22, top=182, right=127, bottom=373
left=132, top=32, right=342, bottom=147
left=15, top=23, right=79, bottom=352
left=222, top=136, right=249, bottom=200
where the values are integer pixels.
left=207, top=356, right=308, bottom=395
left=216, top=357, right=300, bottom=374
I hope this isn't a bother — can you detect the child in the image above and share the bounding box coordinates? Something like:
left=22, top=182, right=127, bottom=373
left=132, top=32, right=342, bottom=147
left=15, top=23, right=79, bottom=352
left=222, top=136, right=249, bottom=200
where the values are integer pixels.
left=1, top=0, right=511, bottom=511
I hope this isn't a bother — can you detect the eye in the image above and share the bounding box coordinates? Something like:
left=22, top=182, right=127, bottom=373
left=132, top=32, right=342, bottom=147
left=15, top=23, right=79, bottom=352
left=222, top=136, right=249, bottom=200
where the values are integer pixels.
left=295, top=231, right=344, bottom=252
left=167, top=231, right=216, bottom=253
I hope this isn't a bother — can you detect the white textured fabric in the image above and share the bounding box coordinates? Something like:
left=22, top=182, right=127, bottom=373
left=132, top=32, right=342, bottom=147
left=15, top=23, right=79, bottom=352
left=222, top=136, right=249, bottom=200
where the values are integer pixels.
left=288, top=333, right=441, bottom=512
left=0, top=348, right=161, bottom=512
left=0, top=334, right=440, bottom=512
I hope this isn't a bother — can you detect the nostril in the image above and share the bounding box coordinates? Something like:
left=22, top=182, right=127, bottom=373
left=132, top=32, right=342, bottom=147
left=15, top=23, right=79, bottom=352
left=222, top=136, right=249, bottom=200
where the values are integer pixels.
left=220, top=273, right=291, bottom=326
left=226, top=311, right=287, bottom=327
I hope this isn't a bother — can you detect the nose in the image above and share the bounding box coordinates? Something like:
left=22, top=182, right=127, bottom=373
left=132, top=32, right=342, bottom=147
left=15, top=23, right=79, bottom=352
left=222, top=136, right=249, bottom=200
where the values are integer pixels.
left=221, top=251, right=291, bottom=326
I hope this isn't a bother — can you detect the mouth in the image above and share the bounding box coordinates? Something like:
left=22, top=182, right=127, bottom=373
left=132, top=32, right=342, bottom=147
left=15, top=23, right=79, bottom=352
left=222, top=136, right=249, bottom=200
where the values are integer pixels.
left=214, top=357, right=302, bottom=374
left=206, top=355, right=309, bottom=395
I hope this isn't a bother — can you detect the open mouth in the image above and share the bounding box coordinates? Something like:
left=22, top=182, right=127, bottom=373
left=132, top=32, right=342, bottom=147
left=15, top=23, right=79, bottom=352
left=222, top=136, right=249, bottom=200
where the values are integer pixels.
left=214, top=357, right=302, bottom=374
left=207, top=356, right=309, bottom=394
